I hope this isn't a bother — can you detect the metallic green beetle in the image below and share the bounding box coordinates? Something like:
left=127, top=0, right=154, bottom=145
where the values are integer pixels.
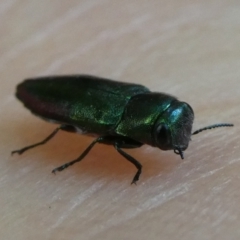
left=12, top=75, right=233, bottom=184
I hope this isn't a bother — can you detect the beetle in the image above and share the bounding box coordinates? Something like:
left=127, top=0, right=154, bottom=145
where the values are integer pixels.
left=12, top=75, right=233, bottom=184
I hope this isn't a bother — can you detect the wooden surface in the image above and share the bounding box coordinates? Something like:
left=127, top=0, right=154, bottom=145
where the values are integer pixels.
left=1, top=0, right=239, bottom=239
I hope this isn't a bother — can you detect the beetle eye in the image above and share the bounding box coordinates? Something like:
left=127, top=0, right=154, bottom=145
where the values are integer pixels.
left=157, top=124, right=168, bottom=140
left=155, top=124, right=171, bottom=149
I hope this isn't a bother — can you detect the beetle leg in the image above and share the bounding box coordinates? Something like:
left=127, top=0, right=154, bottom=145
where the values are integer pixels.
left=52, top=135, right=143, bottom=184
left=52, top=136, right=108, bottom=173
left=114, top=143, right=142, bottom=185
left=11, top=125, right=69, bottom=155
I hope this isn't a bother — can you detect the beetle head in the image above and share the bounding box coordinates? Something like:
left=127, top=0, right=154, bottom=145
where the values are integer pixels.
left=153, top=101, right=194, bottom=158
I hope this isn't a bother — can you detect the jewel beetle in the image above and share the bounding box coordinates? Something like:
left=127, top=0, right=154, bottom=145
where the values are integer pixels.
left=12, top=75, right=233, bottom=184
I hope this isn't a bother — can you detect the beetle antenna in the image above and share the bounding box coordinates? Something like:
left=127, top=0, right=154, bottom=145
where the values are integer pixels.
left=192, top=123, right=234, bottom=135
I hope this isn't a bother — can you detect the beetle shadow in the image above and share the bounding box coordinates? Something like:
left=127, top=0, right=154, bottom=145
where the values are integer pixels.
left=47, top=140, right=179, bottom=183
left=11, top=120, right=179, bottom=183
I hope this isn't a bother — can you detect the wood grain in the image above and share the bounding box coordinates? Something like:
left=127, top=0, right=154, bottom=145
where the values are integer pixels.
left=1, top=0, right=239, bottom=239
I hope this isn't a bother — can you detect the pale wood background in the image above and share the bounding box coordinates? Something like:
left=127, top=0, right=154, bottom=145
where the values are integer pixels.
left=1, top=0, right=239, bottom=239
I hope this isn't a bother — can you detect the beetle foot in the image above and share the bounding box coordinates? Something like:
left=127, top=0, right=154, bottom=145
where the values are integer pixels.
left=52, top=165, right=66, bottom=173
left=131, top=173, right=140, bottom=185
left=11, top=149, right=25, bottom=155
